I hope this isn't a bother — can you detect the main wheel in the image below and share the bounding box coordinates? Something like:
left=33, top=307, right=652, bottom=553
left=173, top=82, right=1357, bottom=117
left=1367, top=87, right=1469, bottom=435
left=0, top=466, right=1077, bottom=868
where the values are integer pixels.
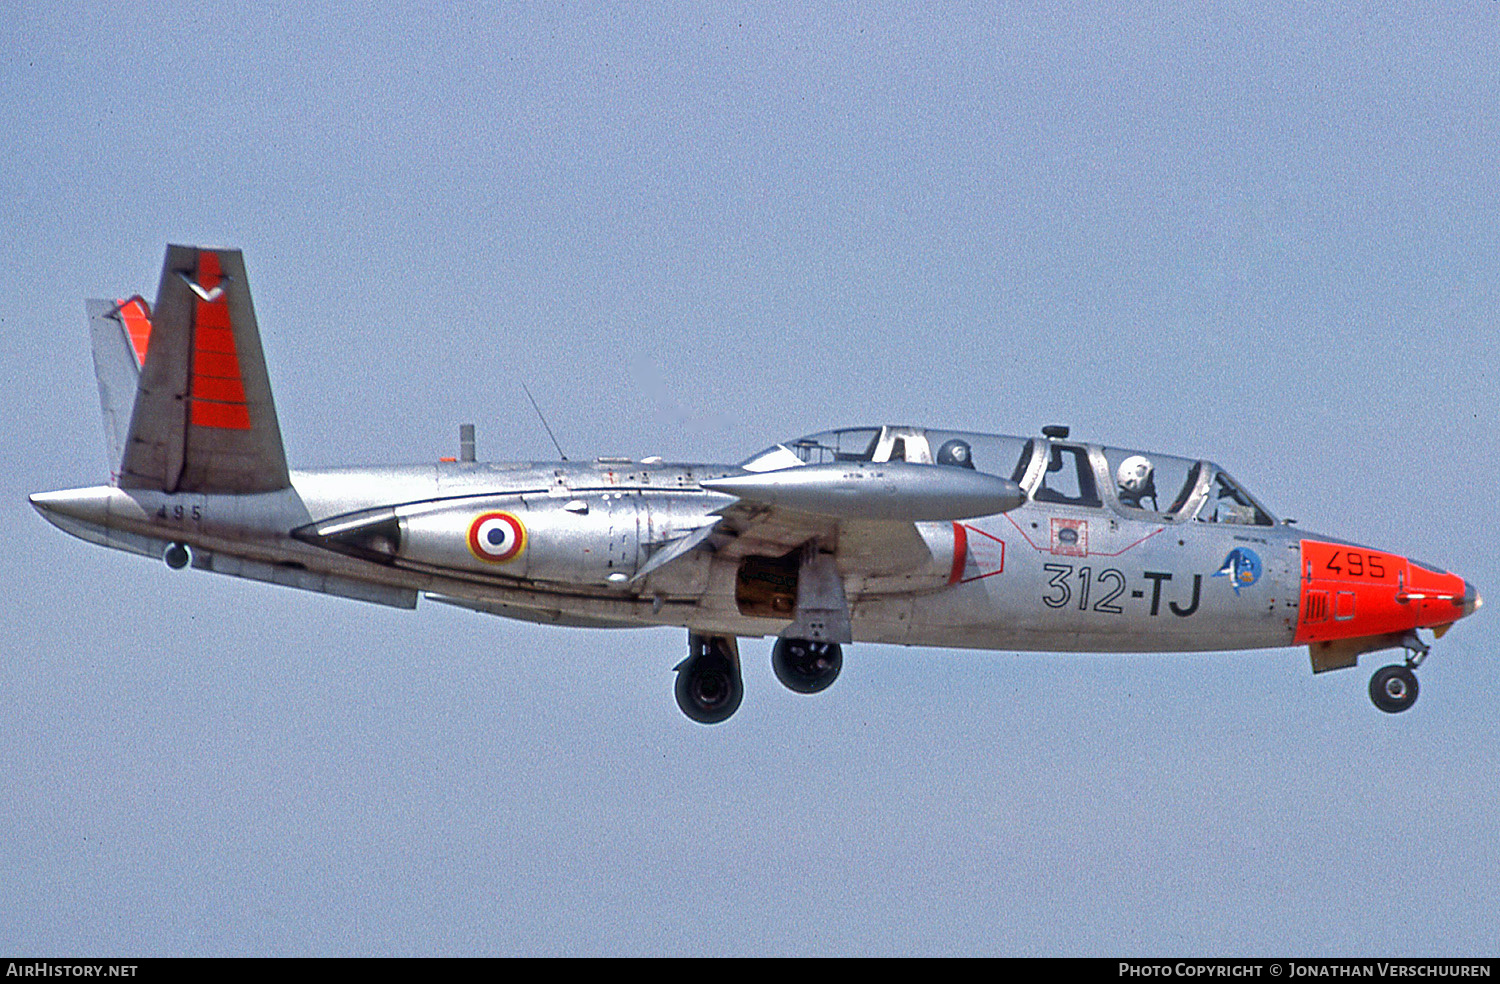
left=771, top=638, right=842, bottom=694
left=674, top=638, right=743, bottom=724
left=1369, top=664, right=1419, bottom=714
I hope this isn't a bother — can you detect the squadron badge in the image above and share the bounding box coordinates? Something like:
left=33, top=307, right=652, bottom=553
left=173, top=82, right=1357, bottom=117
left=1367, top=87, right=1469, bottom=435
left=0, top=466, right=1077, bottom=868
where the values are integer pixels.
left=1214, top=547, right=1261, bottom=595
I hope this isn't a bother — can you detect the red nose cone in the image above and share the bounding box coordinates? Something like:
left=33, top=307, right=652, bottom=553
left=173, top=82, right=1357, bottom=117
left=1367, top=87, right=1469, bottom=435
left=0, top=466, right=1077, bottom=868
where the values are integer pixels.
left=1294, top=540, right=1475, bottom=644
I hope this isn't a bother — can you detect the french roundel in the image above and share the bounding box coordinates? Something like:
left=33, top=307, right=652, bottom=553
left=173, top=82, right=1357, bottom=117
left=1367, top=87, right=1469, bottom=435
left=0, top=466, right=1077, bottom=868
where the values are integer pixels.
left=467, top=511, right=526, bottom=563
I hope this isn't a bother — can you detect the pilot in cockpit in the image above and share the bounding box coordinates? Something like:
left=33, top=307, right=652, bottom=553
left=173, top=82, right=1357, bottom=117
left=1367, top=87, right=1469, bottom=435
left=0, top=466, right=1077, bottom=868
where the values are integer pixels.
left=936, top=439, right=975, bottom=469
left=1116, top=454, right=1158, bottom=510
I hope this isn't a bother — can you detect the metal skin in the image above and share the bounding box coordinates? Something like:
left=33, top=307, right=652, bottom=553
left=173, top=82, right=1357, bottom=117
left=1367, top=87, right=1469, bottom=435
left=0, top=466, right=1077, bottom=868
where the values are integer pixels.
left=30, top=247, right=1483, bottom=723
left=701, top=461, right=1026, bottom=521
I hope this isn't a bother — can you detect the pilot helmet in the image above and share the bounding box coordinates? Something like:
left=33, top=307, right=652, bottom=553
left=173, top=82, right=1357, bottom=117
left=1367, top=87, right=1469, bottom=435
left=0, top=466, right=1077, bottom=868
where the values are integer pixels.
left=936, top=439, right=975, bottom=469
left=1116, top=455, right=1153, bottom=493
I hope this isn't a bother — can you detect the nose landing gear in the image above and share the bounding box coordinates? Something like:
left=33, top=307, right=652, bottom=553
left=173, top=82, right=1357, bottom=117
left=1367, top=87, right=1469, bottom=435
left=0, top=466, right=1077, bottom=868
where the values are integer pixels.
left=1369, top=664, right=1419, bottom=713
left=1368, top=633, right=1427, bottom=714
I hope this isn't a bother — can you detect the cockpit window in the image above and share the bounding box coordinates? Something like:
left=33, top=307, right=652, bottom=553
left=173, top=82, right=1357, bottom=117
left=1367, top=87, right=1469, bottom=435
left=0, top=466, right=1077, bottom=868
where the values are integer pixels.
left=1168, top=462, right=1203, bottom=514
left=743, top=427, right=1033, bottom=480
left=1101, top=448, right=1201, bottom=518
left=1196, top=472, right=1275, bottom=526
left=739, top=444, right=805, bottom=472
left=740, top=428, right=881, bottom=471
left=786, top=428, right=880, bottom=464
left=1031, top=444, right=1101, bottom=507
left=923, top=430, right=1032, bottom=480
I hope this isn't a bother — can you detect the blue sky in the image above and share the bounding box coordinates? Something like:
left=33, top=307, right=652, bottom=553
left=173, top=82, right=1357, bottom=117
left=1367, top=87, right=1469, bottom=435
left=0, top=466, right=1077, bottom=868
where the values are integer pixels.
left=3, top=2, right=1497, bottom=955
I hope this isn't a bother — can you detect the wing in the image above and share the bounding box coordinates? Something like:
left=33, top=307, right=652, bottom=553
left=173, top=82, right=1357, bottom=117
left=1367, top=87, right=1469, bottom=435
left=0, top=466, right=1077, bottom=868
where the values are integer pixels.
left=679, top=458, right=1019, bottom=578
left=639, top=460, right=1025, bottom=641
left=637, top=499, right=933, bottom=582
left=637, top=498, right=939, bottom=644
left=118, top=245, right=291, bottom=493
left=707, top=500, right=932, bottom=574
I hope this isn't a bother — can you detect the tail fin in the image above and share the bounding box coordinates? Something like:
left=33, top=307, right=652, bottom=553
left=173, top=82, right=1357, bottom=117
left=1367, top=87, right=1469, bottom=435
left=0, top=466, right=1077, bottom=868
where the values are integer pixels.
left=115, top=245, right=290, bottom=494
left=86, top=295, right=151, bottom=482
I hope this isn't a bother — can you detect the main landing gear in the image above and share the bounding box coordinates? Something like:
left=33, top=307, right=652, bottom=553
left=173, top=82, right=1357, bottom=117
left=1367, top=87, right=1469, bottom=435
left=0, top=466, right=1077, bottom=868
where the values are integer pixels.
left=771, top=637, right=842, bottom=694
left=674, top=633, right=743, bottom=725
left=1368, top=633, right=1428, bottom=714
left=673, top=634, right=845, bottom=723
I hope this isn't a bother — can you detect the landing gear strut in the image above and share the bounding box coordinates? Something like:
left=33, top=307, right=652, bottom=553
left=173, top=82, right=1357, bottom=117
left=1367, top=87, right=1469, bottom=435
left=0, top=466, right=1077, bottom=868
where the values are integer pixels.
left=1368, top=633, right=1427, bottom=714
left=674, top=633, right=743, bottom=724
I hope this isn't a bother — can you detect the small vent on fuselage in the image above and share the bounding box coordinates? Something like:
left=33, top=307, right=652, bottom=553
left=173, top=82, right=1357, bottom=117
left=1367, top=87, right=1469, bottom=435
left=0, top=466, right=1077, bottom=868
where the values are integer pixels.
left=1304, top=591, right=1330, bottom=623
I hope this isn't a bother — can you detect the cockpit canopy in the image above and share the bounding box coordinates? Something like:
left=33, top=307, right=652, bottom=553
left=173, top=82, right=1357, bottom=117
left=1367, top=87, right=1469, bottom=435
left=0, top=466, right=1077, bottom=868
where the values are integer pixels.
left=741, top=425, right=1277, bottom=526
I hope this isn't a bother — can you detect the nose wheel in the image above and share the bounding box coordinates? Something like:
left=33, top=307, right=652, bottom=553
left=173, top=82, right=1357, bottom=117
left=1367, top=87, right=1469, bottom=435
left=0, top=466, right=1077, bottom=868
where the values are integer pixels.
left=1369, top=664, right=1419, bottom=713
left=1368, top=631, right=1429, bottom=714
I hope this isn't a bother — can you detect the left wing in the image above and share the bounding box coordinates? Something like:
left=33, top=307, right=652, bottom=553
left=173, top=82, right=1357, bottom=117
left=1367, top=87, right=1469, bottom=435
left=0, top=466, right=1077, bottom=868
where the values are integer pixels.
left=704, top=500, right=932, bottom=574
left=637, top=499, right=940, bottom=645
left=638, top=461, right=1024, bottom=640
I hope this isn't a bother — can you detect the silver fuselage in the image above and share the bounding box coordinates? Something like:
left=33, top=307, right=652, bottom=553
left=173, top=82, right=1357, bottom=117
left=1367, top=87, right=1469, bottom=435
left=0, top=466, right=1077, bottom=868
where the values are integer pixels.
left=33, top=455, right=1305, bottom=653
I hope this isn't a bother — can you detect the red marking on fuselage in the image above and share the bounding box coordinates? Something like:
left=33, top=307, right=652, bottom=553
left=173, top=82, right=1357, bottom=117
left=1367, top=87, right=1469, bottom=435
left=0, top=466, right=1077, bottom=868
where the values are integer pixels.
left=949, top=522, right=1006, bottom=584
left=186, top=252, right=252, bottom=430
left=1293, top=539, right=1467, bottom=643
left=948, top=522, right=968, bottom=585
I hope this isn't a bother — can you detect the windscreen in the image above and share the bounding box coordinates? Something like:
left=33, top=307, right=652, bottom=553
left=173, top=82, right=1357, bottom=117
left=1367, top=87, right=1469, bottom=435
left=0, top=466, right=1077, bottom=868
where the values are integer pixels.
left=1196, top=471, right=1276, bottom=526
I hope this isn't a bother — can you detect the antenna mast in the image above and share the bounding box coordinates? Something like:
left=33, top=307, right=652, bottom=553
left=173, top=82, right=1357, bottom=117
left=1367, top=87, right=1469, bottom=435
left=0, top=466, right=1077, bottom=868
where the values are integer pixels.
left=521, top=383, right=569, bottom=461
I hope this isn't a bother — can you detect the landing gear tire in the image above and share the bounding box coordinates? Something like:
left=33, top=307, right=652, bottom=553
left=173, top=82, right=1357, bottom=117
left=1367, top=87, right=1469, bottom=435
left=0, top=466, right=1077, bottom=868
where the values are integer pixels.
left=771, top=637, right=843, bottom=695
left=163, top=542, right=192, bottom=570
left=1369, top=664, right=1419, bottom=714
left=674, top=634, right=743, bottom=725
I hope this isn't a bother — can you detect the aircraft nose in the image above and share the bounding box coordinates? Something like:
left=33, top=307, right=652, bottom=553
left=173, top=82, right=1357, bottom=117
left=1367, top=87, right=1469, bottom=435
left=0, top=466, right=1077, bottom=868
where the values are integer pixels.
left=1295, top=540, right=1479, bottom=646
left=1462, top=580, right=1482, bottom=619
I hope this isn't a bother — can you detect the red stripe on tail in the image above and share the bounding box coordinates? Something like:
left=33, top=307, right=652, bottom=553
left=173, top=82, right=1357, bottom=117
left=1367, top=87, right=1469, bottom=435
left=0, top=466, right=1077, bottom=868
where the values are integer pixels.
left=187, top=251, right=252, bottom=431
